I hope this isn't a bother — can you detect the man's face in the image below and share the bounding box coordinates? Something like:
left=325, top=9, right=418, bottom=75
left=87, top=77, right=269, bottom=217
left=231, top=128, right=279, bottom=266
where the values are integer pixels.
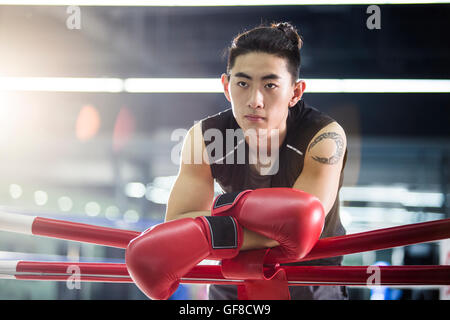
left=222, top=52, right=305, bottom=139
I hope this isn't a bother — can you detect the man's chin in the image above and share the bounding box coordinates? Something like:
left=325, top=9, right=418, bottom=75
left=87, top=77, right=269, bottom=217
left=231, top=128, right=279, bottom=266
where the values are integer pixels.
left=243, top=127, right=278, bottom=140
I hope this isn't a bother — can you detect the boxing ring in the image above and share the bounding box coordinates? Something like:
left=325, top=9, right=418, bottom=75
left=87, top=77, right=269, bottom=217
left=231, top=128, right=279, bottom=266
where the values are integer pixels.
left=0, top=210, right=449, bottom=299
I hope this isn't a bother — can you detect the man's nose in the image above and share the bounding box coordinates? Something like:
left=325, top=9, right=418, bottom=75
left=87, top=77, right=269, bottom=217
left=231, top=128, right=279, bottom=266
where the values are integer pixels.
left=247, top=88, right=264, bottom=109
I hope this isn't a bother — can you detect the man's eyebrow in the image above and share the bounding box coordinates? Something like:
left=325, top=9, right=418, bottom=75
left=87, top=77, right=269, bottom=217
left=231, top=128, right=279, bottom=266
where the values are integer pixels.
left=233, top=72, right=281, bottom=80
left=234, top=72, right=252, bottom=79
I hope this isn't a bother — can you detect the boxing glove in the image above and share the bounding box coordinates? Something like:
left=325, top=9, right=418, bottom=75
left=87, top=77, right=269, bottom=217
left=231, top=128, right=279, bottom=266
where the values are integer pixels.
left=212, top=188, right=325, bottom=264
left=126, top=215, right=242, bottom=300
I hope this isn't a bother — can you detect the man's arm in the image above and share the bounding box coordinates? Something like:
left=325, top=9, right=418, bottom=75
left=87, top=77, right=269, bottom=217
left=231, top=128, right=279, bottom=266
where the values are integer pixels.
left=293, top=121, right=347, bottom=215
left=165, top=122, right=214, bottom=221
left=165, top=121, right=278, bottom=250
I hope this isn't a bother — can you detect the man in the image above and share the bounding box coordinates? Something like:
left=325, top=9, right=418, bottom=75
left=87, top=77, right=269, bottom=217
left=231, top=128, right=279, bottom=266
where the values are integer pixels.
left=127, top=22, right=348, bottom=300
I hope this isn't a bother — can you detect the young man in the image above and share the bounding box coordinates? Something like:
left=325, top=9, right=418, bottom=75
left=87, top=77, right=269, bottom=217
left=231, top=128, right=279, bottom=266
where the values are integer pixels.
left=127, top=22, right=348, bottom=300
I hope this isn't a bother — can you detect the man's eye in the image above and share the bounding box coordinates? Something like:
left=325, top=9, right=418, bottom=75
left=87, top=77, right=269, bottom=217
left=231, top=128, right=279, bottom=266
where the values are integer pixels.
left=237, top=81, right=248, bottom=87
left=265, top=83, right=277, bottom=89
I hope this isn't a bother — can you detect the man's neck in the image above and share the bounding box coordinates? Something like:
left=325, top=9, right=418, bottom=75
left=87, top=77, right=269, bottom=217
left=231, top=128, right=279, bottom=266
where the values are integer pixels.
left=246, top=127, right=286, bottom=172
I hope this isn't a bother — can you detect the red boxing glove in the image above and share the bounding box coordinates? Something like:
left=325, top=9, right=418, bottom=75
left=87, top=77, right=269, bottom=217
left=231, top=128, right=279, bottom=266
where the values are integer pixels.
left=126, top=216, right=242, bottom=300
left=212, top=188, right=325, bottom=264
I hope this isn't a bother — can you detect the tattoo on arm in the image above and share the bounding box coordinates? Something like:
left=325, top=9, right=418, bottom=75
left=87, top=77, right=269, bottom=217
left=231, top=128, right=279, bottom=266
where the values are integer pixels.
left=307, top=132, right=344, bottom=165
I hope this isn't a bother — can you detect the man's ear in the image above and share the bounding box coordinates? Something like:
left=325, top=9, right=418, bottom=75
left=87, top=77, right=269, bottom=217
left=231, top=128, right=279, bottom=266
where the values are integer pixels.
left=289, top=80, right=306, bottom=107
left=221, top=73, right=231, bottom=102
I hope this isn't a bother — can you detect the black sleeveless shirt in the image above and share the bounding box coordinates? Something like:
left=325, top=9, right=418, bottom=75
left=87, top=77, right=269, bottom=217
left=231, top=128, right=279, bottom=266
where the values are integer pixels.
left=201, top=100, right=348, bottom=299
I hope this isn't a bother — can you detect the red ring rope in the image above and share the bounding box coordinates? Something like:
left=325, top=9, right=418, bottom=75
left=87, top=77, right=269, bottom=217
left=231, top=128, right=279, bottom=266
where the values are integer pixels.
left=32, top=217, right=140, bottom=248
left=2, top=261, right=449, bottom=286
left=1, top=211, right=449, bottom=261
left=1, top=212, right=449, bottom=299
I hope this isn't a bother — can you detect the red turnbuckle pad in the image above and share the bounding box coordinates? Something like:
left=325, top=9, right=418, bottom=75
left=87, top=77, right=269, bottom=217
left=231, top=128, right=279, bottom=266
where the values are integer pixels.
left=222, top=249, right=290, bottom=300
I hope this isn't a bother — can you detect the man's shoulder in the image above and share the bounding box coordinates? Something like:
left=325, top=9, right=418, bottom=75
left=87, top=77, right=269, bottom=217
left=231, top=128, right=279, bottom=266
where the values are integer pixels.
left=201, top=107, right=233, bottom=122
left=294, top=100, right=335, bottom=124
left=286, top=101, right=341, bottom=152
left=200, top=107, right=235, bottom=133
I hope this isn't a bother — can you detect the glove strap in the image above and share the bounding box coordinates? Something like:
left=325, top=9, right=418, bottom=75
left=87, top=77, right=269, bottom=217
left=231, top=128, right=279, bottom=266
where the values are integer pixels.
left=211, top=190, right=252, bottom=216
left=198, top=216, right=243, bottom=259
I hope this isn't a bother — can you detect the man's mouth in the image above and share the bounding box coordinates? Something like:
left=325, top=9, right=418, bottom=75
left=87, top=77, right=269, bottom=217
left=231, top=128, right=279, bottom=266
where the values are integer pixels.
left=245, top=115, right=265, bottom=122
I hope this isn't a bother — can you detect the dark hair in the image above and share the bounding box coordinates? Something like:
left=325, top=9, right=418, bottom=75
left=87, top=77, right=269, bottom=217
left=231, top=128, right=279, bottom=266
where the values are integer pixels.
left=226, top=22, right=303, bottom=82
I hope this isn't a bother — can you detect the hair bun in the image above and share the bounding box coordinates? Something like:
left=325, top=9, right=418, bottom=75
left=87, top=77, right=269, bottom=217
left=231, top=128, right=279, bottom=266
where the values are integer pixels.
left=272, top=22, right=302, bottom=49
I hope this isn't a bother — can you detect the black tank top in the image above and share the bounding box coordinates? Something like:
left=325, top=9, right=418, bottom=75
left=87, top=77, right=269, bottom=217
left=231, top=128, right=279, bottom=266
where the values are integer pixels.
left=201, top=100, right=348, bottom=299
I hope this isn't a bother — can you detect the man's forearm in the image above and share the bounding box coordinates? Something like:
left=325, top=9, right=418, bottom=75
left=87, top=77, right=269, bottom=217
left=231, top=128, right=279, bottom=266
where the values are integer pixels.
left=165, top=210, right=210, bottom=221
left=241, top=228, right=279, bottom=251
left=165, top=211, right=279, bottom=251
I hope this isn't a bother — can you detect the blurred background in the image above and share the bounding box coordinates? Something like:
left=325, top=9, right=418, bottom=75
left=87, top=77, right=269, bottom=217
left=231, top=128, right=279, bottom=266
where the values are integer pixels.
left=0, top=2, right=449, bottom=300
